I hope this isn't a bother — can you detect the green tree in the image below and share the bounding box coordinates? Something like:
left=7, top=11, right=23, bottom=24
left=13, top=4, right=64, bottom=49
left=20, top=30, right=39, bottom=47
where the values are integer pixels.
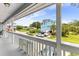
left=72, top=20, right=79, bottom=26
left=51, top=21, right=56, bottom=35
left=62, top=24, right=69, bottom=36
left=30, top=22, right=41, bottom=29
left=16, top=25, right=24, bottom=30
left=69, top=20, right=79, bottom=34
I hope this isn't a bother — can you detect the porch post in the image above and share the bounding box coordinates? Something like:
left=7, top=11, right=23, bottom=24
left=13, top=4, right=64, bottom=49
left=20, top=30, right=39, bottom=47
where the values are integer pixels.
left=10, top=18, right=15, bottom=45
left=56, top=3, right=62, bottom=56
left=3, top=22, right=7, bottom=38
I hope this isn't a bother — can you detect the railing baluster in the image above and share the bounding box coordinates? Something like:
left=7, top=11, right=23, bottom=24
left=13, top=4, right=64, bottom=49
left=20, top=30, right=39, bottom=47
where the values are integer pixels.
left=36, top=41, right=38, bottom=56
left=32, top=41, right=34, bottom=56
left=63, top=50, right=65, bottom=56
left=15, top=35, right=19, bottom=47
left=41, top=44, right=44, bottom=56
left=28, top=40, right=30, bottom=56
left=23, top=40, right=27, bottom=55
left=32, top=40, right=34, bottom=56
left=34, top=41, right=36, bottom=56
left=29, top=40, right=31, bottom=56
left=53, top=47, right=57, bottom=56
left=20, top=39, right=22, bottom=49
left=38, top=42, right=41, bottom=56
left=12, top=33, right=14, bottom=45
left=45, top=45, right=47, bottom=56
left=18, top=36, right=20, bottom=48
left=19, top=39, right=22, bottom=49
left=22, top=40, right=23, bottom=50
left=49, top=46, right=51, bottom=56
left=17, top=36, right=19, bottom=47
left=25, top=40, right=27, bottom=55
left=29, top=40, right=33, bottom=56
left=35, top=41, right=37, bottom=56
left=31, top=40, right=33, bottom=56
left=26, top=40, right=28, bottom=56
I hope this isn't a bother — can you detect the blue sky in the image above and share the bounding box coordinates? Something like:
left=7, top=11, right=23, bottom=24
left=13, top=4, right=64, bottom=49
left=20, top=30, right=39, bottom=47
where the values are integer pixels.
left=14, top=4, right=79, bottom=26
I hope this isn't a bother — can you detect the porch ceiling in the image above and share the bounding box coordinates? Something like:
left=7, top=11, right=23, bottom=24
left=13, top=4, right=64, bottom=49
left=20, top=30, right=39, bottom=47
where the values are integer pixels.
left=0, top=3, right=22, bottom=23
left=0, top=3, right=32, bottom=23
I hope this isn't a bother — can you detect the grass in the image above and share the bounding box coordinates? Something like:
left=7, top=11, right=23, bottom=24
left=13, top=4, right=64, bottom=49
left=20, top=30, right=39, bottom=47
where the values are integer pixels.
left=62, top=34, right=79, bottom=44
left=69, top=53, right=79, bottom=56
left=48, top=35, right=56, bottom=41
left=17, top=29, right=36, bottom=36
left=18, top=29, right=27, bottom=32
left=48, top=34, right=79, bottom=44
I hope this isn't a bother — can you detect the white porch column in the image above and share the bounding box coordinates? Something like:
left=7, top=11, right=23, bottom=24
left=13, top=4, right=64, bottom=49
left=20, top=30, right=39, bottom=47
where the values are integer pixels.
left=56, top=3, right=62, bottom=56
left=10, top=18, right=15, bottom=45
left=3, top=22, right=8, bottom=38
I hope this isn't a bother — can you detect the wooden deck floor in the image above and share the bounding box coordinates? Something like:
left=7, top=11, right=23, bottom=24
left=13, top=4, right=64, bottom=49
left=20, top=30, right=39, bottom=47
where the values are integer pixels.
left=0, top=37, right=25, bottom=56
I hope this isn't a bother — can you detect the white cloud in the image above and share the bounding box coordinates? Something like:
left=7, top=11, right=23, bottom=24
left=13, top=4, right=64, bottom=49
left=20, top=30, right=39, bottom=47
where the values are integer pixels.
left=62, top=19, right=72, bottom=23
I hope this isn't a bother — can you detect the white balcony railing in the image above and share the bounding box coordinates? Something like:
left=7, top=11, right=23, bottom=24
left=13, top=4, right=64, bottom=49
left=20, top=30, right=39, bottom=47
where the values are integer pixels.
left=7, top=32, right=79, bottom=56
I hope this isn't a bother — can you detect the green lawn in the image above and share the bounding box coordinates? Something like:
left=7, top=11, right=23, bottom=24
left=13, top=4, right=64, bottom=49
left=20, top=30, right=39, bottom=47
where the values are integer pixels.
left=62, top=35, right=79, bottom=44
left=18, top=29, right=27, bottom=32
left=17, top=29, right=36, bottom=36
left=69, top=53, right=79, bottom=56
left=48, top=34, right=79, bottom=44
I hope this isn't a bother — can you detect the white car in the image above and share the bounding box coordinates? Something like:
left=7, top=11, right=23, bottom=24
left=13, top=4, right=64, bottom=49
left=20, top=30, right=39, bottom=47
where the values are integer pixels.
left=44, top=33, right=49, bottom=36
left=36, top=33, right=45, bottom=37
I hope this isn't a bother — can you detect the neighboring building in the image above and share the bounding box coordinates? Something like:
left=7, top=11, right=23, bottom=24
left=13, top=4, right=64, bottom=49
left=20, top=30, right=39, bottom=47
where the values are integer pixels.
left=41, top=19, right=55, bottom=33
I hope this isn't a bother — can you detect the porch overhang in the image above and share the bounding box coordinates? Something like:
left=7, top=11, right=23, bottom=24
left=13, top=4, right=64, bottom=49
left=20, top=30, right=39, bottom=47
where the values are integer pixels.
left=2, top=3, right=53, bottom=24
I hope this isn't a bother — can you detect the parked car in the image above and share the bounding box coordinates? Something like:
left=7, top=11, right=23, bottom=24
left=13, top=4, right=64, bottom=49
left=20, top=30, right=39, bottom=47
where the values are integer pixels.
left=36, top=33, right=45, bottom=37
left=36, top=32, right=49, bottom=37
left=44, top=32, right=49, bottom=37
